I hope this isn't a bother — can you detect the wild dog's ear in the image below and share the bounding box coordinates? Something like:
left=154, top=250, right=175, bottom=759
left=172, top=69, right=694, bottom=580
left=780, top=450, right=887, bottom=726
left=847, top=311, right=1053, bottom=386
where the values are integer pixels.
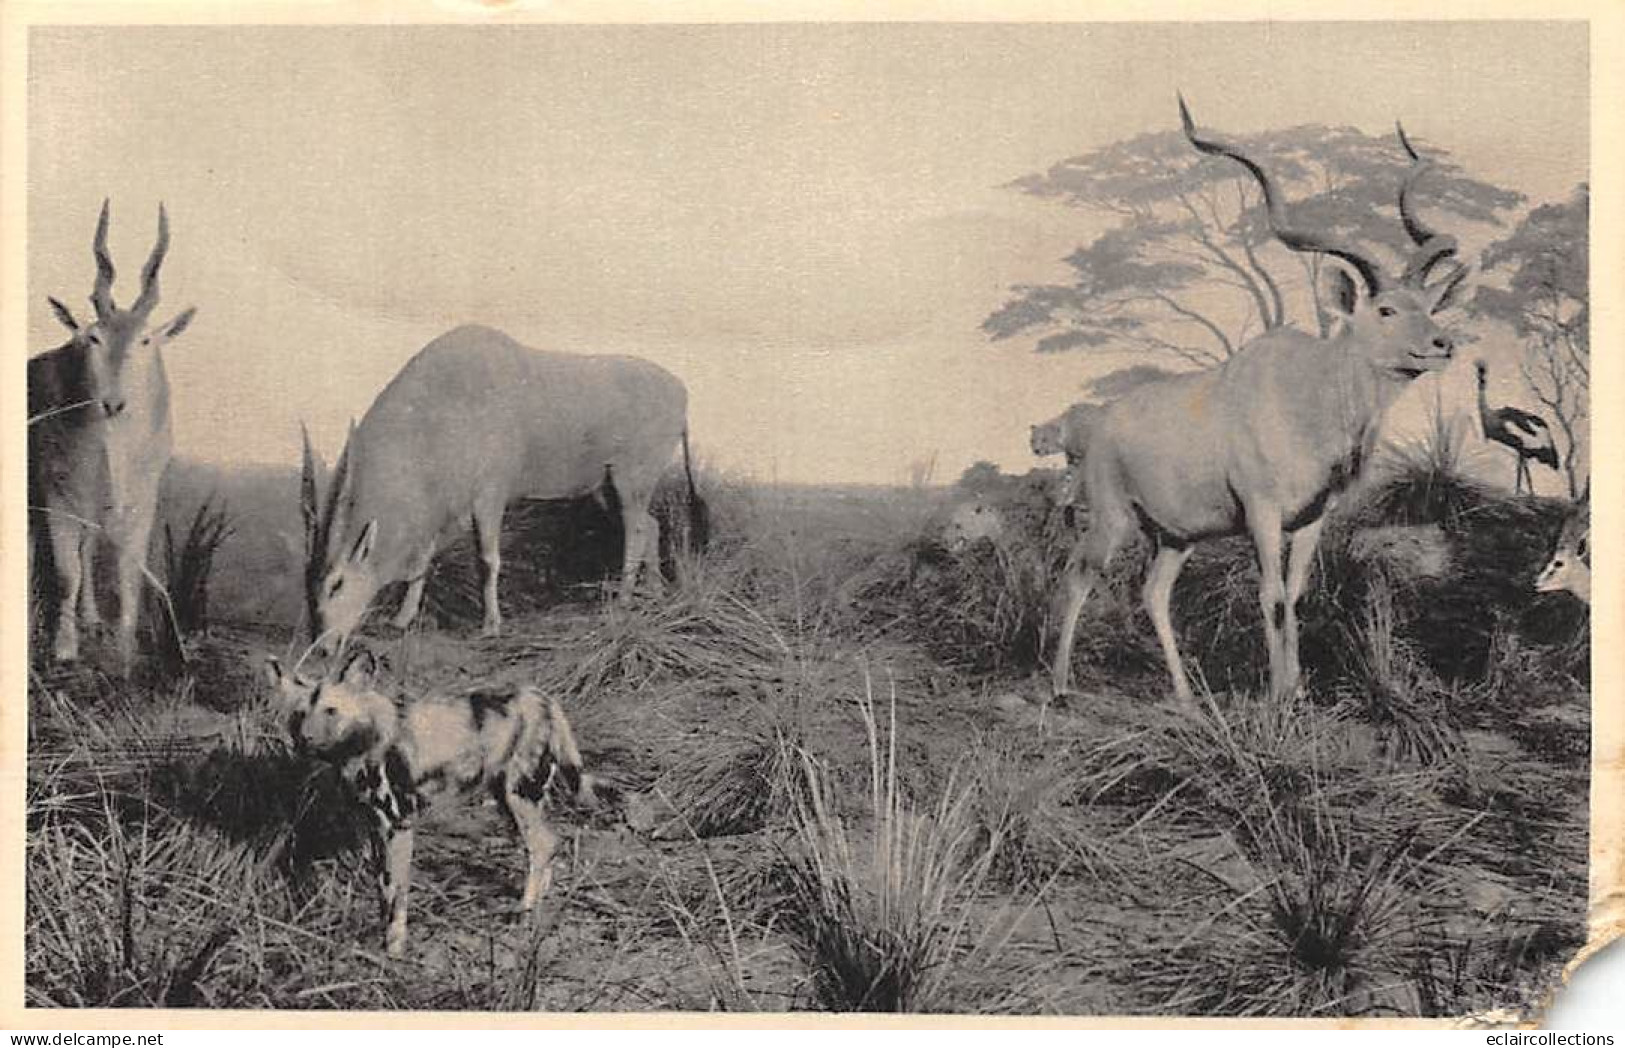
left=349, top=520, right=378, bottom=565
left=264, top=656, right=312, bottom=709
left=48, top=297, right=81, bottom=333
left=1323, top=265, right=1361, bottom=319
left=338, top=647, right=376, bottom=687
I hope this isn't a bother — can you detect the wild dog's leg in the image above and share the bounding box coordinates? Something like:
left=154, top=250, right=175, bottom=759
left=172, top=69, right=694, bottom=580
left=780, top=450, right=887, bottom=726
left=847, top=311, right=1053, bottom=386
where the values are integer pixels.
left=1143, top=542, right=1196, bottom=704
left=392, top=539, right=436, bottom=630
left=376, top=815, right=415, bottom=958
left=1283, top=515, right=1328, bottom=695
left=46, top=516, right=85, bottom=662
left=471, top=496, right=504, bottom=637
left=503, top=788, right=560, bottom=911
left=1244, top=502, right=1290, bottom=700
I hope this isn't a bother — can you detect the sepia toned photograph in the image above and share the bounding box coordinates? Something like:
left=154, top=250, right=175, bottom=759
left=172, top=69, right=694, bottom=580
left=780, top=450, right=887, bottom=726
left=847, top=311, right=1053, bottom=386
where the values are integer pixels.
left=15, top=13, right=1600, bottom=1020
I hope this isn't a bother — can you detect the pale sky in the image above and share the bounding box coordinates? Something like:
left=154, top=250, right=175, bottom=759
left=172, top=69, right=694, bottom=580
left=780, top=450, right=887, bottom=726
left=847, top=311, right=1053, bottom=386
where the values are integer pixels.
left=26, top=22, right=1588, bottom=486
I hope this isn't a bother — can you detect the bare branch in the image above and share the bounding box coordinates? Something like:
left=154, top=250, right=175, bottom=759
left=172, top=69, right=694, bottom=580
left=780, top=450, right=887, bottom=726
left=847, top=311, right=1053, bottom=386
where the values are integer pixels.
left=1172, top=188, right=1274, bottom=334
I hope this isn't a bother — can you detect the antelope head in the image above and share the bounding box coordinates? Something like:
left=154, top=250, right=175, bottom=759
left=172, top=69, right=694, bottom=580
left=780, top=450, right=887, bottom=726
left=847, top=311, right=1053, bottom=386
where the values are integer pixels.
left=1178, top=98, right=1467, bottom=381
left=1030, top=418, right=1064, bottom=457
left=300, top=421, right=379, bottom=653
left=48, top=201, right=197, bottom=422
left=1535, top=486, right=1590, bottom=604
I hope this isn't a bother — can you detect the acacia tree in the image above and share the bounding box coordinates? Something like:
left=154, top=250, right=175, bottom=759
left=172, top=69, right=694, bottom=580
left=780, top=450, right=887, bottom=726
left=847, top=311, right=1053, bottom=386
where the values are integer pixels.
left=1471, top=185, right=1589, bottom=498
left=986, top=123, right=1522, bottom=387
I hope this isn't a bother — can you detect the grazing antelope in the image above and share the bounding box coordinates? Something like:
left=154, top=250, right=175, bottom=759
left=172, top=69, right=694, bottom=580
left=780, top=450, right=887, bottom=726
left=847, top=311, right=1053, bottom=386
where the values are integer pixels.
left=1535, top=485, right=1589, bottom=604
left=1048, top=100, right=1469, bottom=705
left=301, top=324, right=707, bottom=651
left=266, top=650, right=597, bottom=957
left=1475, top=360, right=1559, bottom=494
left=28, top=202, right=197, bottom=669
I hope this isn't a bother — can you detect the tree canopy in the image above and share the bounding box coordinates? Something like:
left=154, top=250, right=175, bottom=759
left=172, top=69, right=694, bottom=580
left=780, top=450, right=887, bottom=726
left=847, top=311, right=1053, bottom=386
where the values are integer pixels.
left=986, top=122, right=1524, bottom=385
left=1471, top=184, right=1589, bottom=495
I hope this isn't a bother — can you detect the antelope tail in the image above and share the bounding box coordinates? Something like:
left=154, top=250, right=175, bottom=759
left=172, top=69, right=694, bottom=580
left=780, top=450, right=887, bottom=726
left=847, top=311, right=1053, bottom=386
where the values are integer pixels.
left=681, top=427, right=712, bottom=555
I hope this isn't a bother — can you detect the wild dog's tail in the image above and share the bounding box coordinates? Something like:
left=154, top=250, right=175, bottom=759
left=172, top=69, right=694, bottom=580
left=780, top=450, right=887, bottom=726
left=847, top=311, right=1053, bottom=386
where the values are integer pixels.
left=680, top=427, right=711, bottom=556
left=543, top=693, right=598, bottom=806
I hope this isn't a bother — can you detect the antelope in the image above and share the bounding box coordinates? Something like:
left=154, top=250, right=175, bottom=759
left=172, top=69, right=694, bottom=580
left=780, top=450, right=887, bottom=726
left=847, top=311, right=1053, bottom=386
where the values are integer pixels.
left=1031, top=402, right=1103, bottom=520
left=1535, top=485, right=1589, bottom=604
left=1029, top=402, right=1101, bottom=467
left=1048, top=100, right=1469, bottom=704
left=942, top=497, right=1007, bottom=553
left=266, top=650, right=597, bottom=957
left=28, top=202, right=197, bottom=670
left=301, top=324, right=707, bottom=651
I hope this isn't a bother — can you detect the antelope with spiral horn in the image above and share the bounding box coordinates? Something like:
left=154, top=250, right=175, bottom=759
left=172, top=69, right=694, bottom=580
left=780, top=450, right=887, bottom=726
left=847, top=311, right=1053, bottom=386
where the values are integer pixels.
left=1048, top=100, right=1470, bottom=704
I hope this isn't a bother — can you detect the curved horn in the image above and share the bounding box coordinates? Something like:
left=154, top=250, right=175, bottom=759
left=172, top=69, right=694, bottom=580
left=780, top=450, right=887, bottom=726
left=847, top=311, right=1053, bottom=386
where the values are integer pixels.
left=1395, top=123, right=1461, bottom=288
left=1179, top=95, right=1384, bottom=297
left=90, top=199, right=116, bottom=318
left=130, top=203, right=170, bottom=316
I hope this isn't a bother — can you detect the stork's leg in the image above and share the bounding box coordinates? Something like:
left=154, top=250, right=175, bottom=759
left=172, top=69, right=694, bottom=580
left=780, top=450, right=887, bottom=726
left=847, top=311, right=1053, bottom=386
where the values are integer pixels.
left=1143, top=542, right=1196, bottom=704
left=1283, top=515, right=1328, bottom=695
left=1244, top=503, right=1290, bottom=700
left=1051, top=502, right=1130, bottom=697
left=46, top=517, right=86, bottom=662
left=1516, top=457, right=1530, bottom=496
left=471, top=499, right=505, bottom=637
left=393, top=540, right=436, bottom=630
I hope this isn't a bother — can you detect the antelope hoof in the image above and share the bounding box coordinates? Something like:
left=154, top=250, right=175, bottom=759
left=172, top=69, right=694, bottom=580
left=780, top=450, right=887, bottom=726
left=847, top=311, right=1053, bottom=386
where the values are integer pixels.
left=481, top=621, right=502, bottom=639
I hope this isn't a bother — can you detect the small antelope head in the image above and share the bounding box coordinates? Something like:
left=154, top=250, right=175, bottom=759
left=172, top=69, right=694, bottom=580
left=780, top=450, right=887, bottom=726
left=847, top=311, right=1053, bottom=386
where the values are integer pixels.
left=1178, top=99, right=1467, bottom=381
left=1030, top=419, right=1064, bottom=457
left=48, top=201, right=197, bottom=421
left=266, top=649, right=392, bottom=759
left=300, top=422, right=383, bottom=653
left=1535, top=488, right=1590, bottom=604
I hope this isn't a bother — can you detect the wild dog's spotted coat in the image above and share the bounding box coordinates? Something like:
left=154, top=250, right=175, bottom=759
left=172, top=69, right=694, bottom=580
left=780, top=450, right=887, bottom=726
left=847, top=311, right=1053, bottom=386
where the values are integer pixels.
left=267, top=650, right=593, bottom=957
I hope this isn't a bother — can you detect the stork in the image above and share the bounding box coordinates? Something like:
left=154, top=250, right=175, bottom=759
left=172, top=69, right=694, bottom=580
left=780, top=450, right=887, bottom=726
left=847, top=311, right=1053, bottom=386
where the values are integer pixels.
left=1474, top=360, right=1558, bottom=494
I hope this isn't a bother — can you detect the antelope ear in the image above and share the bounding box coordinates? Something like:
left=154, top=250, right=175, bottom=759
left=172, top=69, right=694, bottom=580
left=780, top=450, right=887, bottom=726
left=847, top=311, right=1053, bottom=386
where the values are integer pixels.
left=264, top=656, right=285, bottom=688
left=349, top=520, right=378, bottom=565
left=1324, top=265, right=1360, bottom=319
left=48, top=297, right=81, bottom=333
left=158, top=307, right=197, bottom=340
left=339, top=648, right=376, bottom=687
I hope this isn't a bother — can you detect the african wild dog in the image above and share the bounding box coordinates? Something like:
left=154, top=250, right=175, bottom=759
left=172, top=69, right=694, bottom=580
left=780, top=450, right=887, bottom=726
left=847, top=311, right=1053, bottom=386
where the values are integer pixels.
left=266, top=649, right=594, bottom=957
